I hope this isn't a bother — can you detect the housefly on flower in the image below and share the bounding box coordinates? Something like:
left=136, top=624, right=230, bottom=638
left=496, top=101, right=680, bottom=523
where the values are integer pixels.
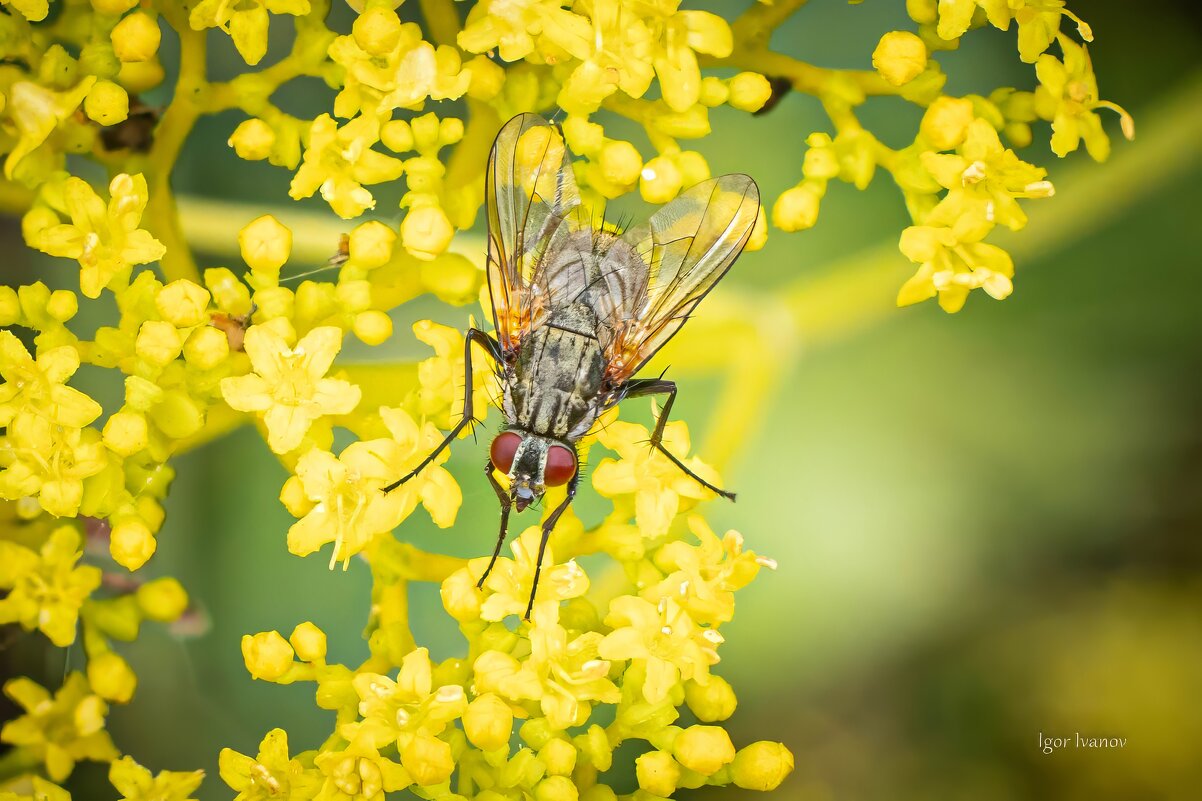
left=384, top=113, right=760, bottom=617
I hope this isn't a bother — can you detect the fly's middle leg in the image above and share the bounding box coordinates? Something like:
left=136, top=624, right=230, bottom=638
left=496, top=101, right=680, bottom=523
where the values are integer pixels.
left=382, top=328, right=501, bottom=493
left=478, top=457, right=512, bottom=588
left=621, top=377, right=736, bottom=501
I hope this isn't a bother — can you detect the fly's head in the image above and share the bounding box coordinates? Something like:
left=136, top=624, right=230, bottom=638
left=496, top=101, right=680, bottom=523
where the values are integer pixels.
left=490, top=430, right=577, bottom=511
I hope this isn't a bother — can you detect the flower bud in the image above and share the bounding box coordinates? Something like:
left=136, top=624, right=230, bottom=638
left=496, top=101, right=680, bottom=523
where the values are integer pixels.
left=156, top=279, right=211, bottom=328
left=772, top=183, right=823, bottom=232
left=136, top=577, right=189, bottom=621
left=45, top=289, right=78, bottom=322
left=730, top=741, right=794, bottom=791
left=228, top=118, right=276, bottom=161
left=727, top=72, right=772, bottom=112
left=353, top=310, right=392, bottom=346
left=183, top=325, right=230, bottom=370
left=84, top=80, right=129, bottom=126
left=103, top=410, right=148, bottom=456
left=580, top=787, right=617, bottom=801
left=872, top=31, right=928, bottom=86
left=290, top=621, right=327, bottom=661
left=135, top=321, right=182, bottom=367
left=539, top=738, right=577, bottom=776
left=239, top=215, right=292, bottom=277
left=639, top=157, right=682, bottom=204
left=110, top=518, right=155, bottom=571
left=684, top=675, right=737, bottom=722
left=111, top=12, right=161, bottom=63
left=352, top=7, right=402, bottom=56
left=440, top=568, right=482, bottom=622
left=347, top=220, right=395, bottom=268
left=0, top=286, right=17, bottom=326
left=87, top=651, right=137, bottom=703
left=381, top=119, right=414, bottom=153
left=465, top=54, right=505, bottom=101
left=241, top=631, right=294, bottom=681
left=533, top=775, right=578, bottom=801
left=919, top=96, right=975, bottom=150
left=117, top=58, right=165, bottom=93
left=401, top=733, right=454, bottom=786
left=464, top=693, right=513, bottom=751
left=673, top=725, right=735, bottom=776
left=147, top=389, right=205, bottom=439
left=598, top=140, right=642, bottom=187
left=635, top=751, right=680, bottom=797
left=402, top=205, right=454, bottom=261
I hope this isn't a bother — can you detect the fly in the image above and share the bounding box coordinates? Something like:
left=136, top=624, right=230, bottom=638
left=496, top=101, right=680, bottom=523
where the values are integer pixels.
left=384, top=113, right=760, bottom=618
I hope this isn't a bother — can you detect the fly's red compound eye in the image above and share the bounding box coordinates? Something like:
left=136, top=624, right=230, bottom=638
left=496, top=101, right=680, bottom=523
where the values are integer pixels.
left=543, top=445, right=577, bottom=487
left=490, top=431, right=521, bottom=473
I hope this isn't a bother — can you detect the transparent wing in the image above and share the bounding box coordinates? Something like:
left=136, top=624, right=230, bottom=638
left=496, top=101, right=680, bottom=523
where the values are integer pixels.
left=485, top=113, right=584, bottom=353
left=605, top=174, right=760, bottom=381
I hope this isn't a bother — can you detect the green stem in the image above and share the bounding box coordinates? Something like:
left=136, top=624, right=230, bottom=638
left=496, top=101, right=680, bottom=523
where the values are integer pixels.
left=143, top=7, right=208, bottom=285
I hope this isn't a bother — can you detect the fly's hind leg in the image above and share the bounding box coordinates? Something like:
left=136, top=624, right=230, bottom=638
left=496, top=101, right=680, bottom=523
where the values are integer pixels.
left=621, top=378, right=736, bottom=501
left=383, top=328, right=502, bottom=493
left=525, top=466, right=580, bottom=620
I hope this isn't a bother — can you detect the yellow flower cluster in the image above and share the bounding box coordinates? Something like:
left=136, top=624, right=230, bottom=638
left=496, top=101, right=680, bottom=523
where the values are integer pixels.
left=0, top=0, right=1124, bottom=797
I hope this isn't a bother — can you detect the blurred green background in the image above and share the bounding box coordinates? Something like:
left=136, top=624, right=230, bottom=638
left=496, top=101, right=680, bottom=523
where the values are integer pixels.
left=5, top=1, right=1202, bottom=799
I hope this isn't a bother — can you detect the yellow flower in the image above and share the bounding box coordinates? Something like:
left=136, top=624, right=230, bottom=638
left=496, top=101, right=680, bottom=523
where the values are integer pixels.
left=31, top=174, right=165, bottom=299
left=472, top=526, right=589, bottom=621
left=312, top=741, right=409, bottom=801
left=0, top=673, right=119, bottom=782
left=1034, top=37, right=1133, bottom=161
left=110, top=756, right=204, bottom=801
left=0, top=525, right=101, bottom=646
left=896, top=224, right=1015, bottom=312
left=0, top=331, right=101, bottom=429
left=458, top=0, right=568, bottom=61
left=189, top=0, right=311, bottom=65
left=241, top=630, right=295, bottom=681
left=0, top=414, right=108, bottom=518
left=220, top=728, right=322, bottom=801
left=643, top=517, right=764, bottom=627
left=0, top=777, right=69, bottom=801
left=329, top=14, right=470, bottom=118
left=873, top=31, right=928, bottom=86
left=977, top=0, right=1093, bottom=62
left=599, top=595, right=720, bottom=704
left=289, top=114, right=405, bottom=220
left=340, top=649, right=467, bottom=774
left=4, top=79, right=96, bottom=181
left=283, top=406, right=461, bottom=567
left=473, top=605, right=619, bottom=730
left=220, top=325, right=362, bottom=454
left=412, top=320, right=498, bottom=431
left=591, top=419, right=720, bottom=539
left=921, top=118, right=1053, bottom=233
left=1, top=0, right=46, bottom=20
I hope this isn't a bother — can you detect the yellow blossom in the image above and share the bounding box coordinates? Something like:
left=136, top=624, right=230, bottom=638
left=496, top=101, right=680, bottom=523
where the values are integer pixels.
left=289, top=114, right=405, bottom=219
left=643, top=517, right=764, bottom=627
left=0, top=525, right=100, bottom=646
left=0, top=331, right=101, bottom=429
left=412, top=320, right=498, bottom=430
left=242, top=630, right=295, bottom=681
left=189, top=0, right=310, bottom=65
left=0, top=414, right=108, bottom=517
left=283, top=406, right=460, bottom=567
left=599, top=595, right=720, bottom=704
left=873, top=31, right=928, bottom=86
left=591, top=419, right=720, bottom=539
left=109, top=755, right=204, bottom=801
left=220, top=325, right=362, bottom=454
left=471, top=526, right=589, bottom=622
left=0, top=673, right=119, bottom=782
left=31, top=174, right=165, bottom=298
left=1034, top=37, right=1133, bottom=161
left=312, top=741, right=409, bottom=801
left=220, top=728, right=322, bottom=801
left=4, top=79, right=96, bottom=181
left=921, top=118, right=1053, bottom=233
left=897, top=224, right=1015, bottom=312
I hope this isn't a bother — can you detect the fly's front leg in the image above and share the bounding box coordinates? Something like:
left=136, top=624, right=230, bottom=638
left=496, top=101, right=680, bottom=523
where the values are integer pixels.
left=478, top=457, right=512, bottom=588
left=622, top=378, right=736, bottom=501
left=524, top=467, right=580, bottom=620
left=383, top=328, right=502, bottom=493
